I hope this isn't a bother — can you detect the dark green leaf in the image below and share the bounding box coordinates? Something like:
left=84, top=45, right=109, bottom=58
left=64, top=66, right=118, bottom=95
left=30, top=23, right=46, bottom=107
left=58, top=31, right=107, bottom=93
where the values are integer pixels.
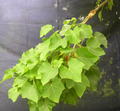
left=60, top=88, right=77, bottom=105
left=42, top=78, right=65, bottom=103
left=98, top=10, right=102, bottom=22
left=60, top=58, right=84, bottom=82
left=85, top=65, right=100, bottom=91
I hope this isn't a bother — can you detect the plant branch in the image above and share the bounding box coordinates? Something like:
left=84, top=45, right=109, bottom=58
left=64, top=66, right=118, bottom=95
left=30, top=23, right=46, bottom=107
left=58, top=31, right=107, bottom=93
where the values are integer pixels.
left=68, top=0, right=110, bottom=58
left=82, top=0, right=111, bottom=24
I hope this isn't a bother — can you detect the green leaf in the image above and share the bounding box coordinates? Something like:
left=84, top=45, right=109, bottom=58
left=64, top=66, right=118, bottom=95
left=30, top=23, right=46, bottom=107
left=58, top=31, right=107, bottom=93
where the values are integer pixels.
left=76, top=47, right=99, bottom=70
left=65, top=26, right=81, bottom=44
left=66, top=74, right=90, bottom=98
left=27, top=57, right=38, bottom=69
left=28, top=100, right=38, bottom=111
left=8, top=87, right=20, bottom=102
left=40, top=24, right=54, bottom=38
left=80, top=24, right=93, bottom=39
left=108, top=0, right=114, bottom=10
left=60, top=88, right=77, bottom=105
left=39, top=39, right=50, bottom=57
left=49, top=32, right=68, bottom=51
left=87, top=47, right=105, bottom=56
left=13, top=76, right=27, bottom=87
left=94, top=32, right=108, bottom=48
left=86, top=37, right=100, bottom=47
left=60, top=48, right=74, bottom=53
left=60, top=58, right=84, bottom=82
left=98, top=10, right=102, bottom=22
left=38, top=62, right=58, bottom=85
left=85, top=65, right=100, bottom=91
left=13, top=63, right=26, bottom=74
left=0, top=68, right=14, bottom=83
left=19, top=48, right=35, bottom=64
left=24, top=66, right=39, bottom=79
left=53, top=58, right=63, bottom=68
left=86, top=37, right=105, bottom=56
left=21, top=82, right=40, bottom=103
left=37, top=98, right=55, bottom=111
left=59, top=24, right=71, bottom=36
left=42, top=78, right=65, bottom=103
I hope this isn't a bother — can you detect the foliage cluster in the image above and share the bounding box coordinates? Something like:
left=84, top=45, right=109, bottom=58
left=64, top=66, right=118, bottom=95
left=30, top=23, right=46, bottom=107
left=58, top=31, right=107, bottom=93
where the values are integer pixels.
left=0, top=0, right=115, bottom=111
left=0, top=18, right=107, bottom=111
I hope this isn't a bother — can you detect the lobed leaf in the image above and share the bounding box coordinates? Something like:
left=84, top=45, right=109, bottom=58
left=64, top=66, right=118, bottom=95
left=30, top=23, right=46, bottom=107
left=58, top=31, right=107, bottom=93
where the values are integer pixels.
left=94, top=31, right=108, bottom=48
left=37, top=98, right=55, bottom=111
left=42, top=78, right=65, bottom=103
left=80, top=24, right=93, bottom=39
left=38, top=62, right=58, bottom=85
left=8, top=87, right=20, bottom=102
left=40, top=24, right=54, bottom=38
left=65, top=26, right=81, bottom=44
left=76, top=47, right=99, bottom=70
left=60, top=58, right=84, bottom=82
left=21, top=82, right=40, bottom=103
left=0, top=68, right=14, bottom=83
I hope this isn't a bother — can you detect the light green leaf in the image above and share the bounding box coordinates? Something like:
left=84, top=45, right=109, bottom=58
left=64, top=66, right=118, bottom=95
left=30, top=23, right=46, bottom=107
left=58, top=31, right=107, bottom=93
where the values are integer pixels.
left=86, top=37, right=105, bottom=56
left=27, top=57, right=38, bottom=69
left=42, top=78, right=65, bottom=103
left=76, top=47, right=99, bottom=70
left=24, top=66, right=38, bottom=79
left=39, top=38, right=50, bottom=56
left=13, top=76, right=27, bottom=87
left=38, top=62, right=58, bottom=85
left=0, top=68, right=14, bottom=83
left=65, top=26, right=81, bottom=44
left=86, top=37, right=100, bottom=48
left=8, top=87, right=20, bottom=102
left=80, top=24, right=93, bottom=39
left=85, top=65, right=100, bottom=91
left=60, top=48, right=74, bottom=53
left=37, top=98, right=55, bottom=111
left=66, top=79, right=75, bottom=89
left=22, top=82, right=40, bottom=103
left=40, top=24, right=54, bottom=38
left=87, top=47, right=105, bottom=56
left=94, top=32, right=108, bottom=48
left=60, top=58, right=84, bottom=82
left=53, top=58, right=63, bottom=68
left=13, top=63, right=26, bottom=74
left=60, top=88, right=77, bottom=105
left=19, top=48, right=35, bottom=64
left=59, top=24, right=71, bottom=36
left=49, top=32, right=68, bottom=51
